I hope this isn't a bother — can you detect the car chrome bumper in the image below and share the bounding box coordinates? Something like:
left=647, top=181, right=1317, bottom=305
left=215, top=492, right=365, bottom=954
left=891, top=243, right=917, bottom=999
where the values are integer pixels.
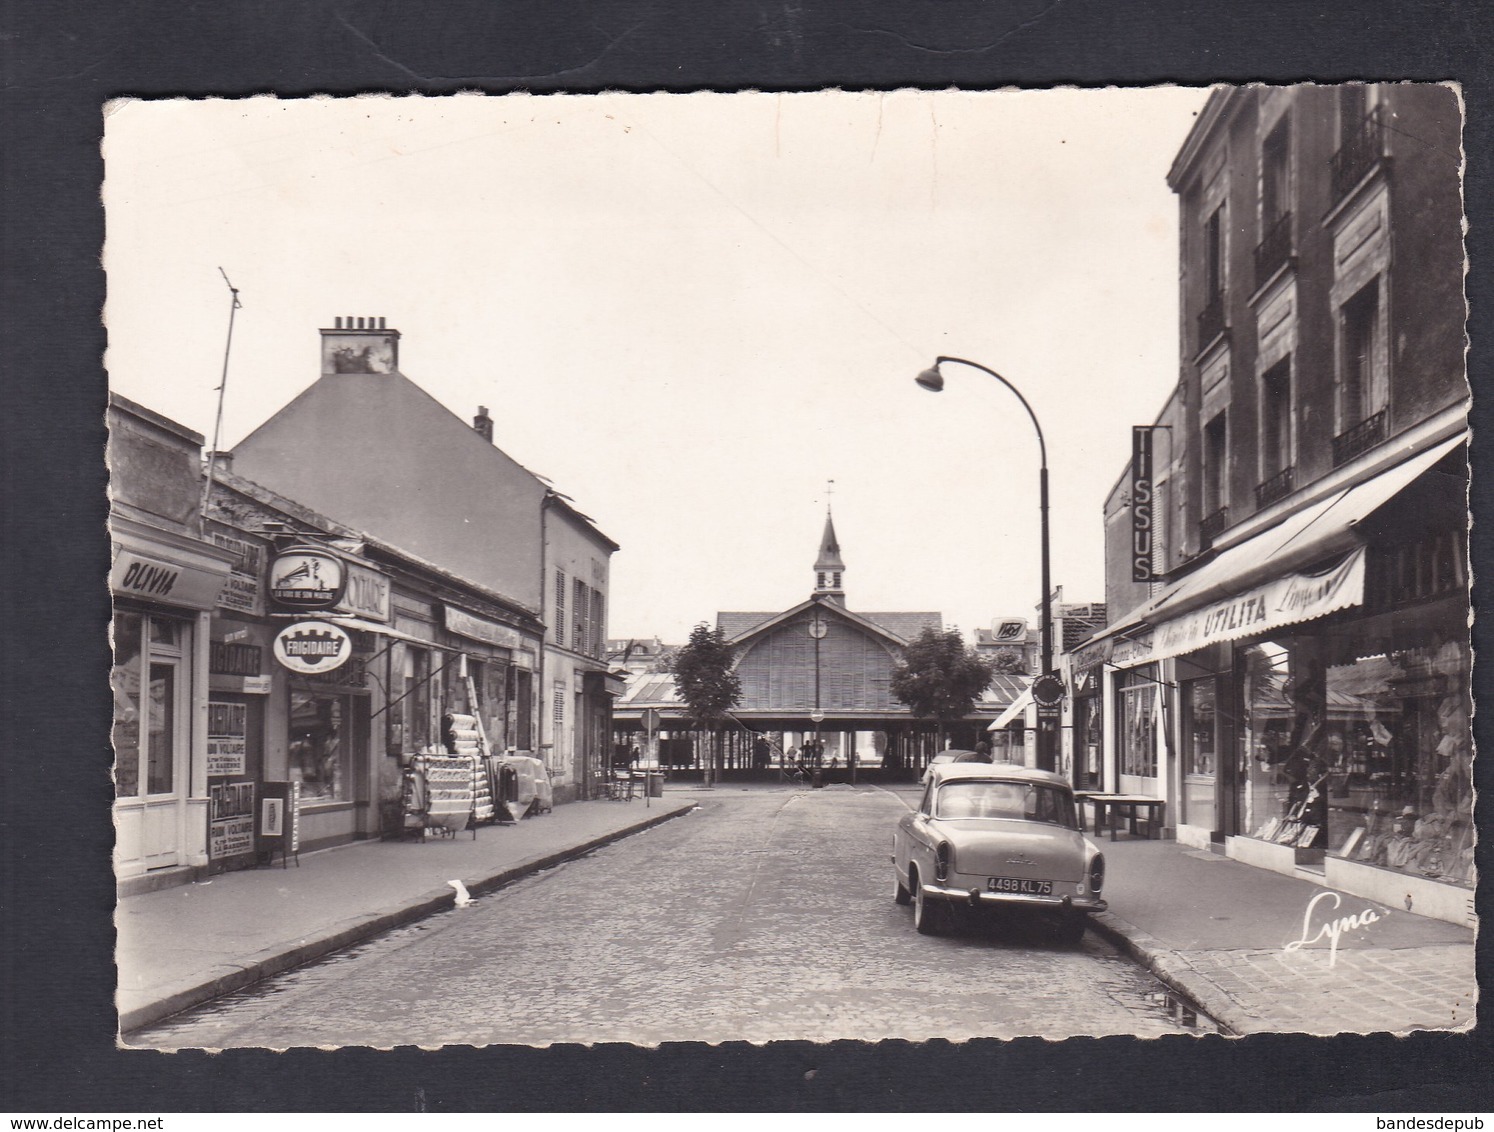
left=920, top=883, right=1107, bottom=914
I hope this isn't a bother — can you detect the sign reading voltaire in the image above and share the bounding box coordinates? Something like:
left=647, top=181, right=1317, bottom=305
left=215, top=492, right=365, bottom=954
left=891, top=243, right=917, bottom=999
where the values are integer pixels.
left=269, top=546, right=345, bottom=610
left=272, top=620, right=352, bottom=674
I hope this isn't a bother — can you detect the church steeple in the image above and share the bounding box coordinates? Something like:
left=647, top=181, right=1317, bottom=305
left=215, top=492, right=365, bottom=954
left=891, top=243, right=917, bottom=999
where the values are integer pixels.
left=813, top=506, right=845, bottom=603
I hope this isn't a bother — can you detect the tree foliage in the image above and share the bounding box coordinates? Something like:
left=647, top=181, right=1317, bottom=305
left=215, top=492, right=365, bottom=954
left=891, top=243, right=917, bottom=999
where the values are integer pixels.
left=890, top=627, right=997, bottom=728
left=669, top=623, right=742, bottom=730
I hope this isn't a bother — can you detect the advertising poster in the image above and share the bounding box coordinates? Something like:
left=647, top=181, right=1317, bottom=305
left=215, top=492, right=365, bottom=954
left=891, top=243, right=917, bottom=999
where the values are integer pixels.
left=206, top=700, right=248, bottom=776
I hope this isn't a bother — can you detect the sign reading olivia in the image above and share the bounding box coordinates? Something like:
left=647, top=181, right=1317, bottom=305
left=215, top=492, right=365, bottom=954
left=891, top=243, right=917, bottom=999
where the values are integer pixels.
left=272, top=620, right=353, bottom=674
left=1151, top=548, right=1365, bottom=660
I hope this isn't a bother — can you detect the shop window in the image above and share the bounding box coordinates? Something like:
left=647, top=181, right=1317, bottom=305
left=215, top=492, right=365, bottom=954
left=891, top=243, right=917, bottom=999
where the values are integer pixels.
left=1073, top=694, right=1102, bottom=789
left=1240, top=626, right=1472, bottom=888
left=402, top=647, right=431, bottom=753
left=289, top=691, right=349, bottom=803
left=1116, top=669, right=1158, bottom=779
left=111, top=609, right=185, bottom=799
left=513, top=666, right=533, bottom=749
left=1181, top=677, right=1217, bottom=832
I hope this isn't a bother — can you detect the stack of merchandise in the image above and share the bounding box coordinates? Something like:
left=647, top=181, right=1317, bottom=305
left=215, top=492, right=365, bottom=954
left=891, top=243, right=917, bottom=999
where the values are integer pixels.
left=447, top=713, right=494, bottom=824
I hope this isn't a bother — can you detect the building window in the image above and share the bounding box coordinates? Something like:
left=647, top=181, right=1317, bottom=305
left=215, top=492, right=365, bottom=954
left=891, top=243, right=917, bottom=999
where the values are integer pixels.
left=1201, top=410, right=1229, bottom=542
left=1339, top=278, right=1385, bottom=432
left=591, top=592, right=605, bottom=658
left=817, top=571, right=826, bottom=588
left=573, top=577, right=587, bottom=652
left=289, top=691, right=349, bottom=803
left=1204, top=206, right=1224, bottom=299
left=554, top=569, right=567, bottom=641
left=1260, top=362, right=1296, bottom=501
left=832, top=572, right=842, bottom=588
left=1261, top=117, right=1290, bottom=227
left=553, top=684, right=566, bottom=725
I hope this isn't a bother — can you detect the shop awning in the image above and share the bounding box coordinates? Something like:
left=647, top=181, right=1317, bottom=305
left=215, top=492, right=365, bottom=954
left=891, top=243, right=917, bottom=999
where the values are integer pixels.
left=1097, top=432, right=1465, bottom=664
left=989, top=688, right=1032, bottom=730
left=323, top=615, right=452, bottom=651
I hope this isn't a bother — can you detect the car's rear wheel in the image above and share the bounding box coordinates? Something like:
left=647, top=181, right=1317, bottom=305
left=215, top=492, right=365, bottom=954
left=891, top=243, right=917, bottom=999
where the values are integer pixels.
left=893, top=865, right=912, bottom=906
left=1055, top=913, right=1087, bottom=946
left=911, top=870, right=944, bottom=935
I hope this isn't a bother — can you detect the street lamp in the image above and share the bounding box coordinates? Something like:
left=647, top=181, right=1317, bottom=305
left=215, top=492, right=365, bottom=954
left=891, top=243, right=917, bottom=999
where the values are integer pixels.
left=915, top=355, right=1060, bottom=773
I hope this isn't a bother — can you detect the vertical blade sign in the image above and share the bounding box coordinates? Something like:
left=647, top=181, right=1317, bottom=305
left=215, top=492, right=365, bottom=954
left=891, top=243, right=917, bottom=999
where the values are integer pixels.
left=1132, top=426, right=1154, bottom=582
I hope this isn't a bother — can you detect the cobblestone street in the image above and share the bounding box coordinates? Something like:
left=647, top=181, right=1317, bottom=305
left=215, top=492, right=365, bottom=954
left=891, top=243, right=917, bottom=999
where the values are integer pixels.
left=138, top=787, right=1195, bottom=1049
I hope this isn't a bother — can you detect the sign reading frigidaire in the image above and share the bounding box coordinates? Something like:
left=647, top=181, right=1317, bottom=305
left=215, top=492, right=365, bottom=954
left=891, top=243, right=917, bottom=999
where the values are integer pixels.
left=1131, top=426, right=1154, bottom=583
left=272, top=620, right=353, bottom=674
left=269, top=546, right=346, bottom=610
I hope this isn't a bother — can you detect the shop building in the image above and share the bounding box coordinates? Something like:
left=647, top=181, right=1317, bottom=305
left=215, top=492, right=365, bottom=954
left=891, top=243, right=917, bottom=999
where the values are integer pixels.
left=228, top=318, right=617, bottom=803
left=1083, top=84, right=1471, bottom=925
left=109, top=394, right=237, bottom=881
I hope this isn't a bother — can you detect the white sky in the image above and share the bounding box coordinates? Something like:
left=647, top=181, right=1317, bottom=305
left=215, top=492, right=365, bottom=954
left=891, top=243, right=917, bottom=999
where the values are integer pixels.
left=104, top=88, right=1211, bottom=642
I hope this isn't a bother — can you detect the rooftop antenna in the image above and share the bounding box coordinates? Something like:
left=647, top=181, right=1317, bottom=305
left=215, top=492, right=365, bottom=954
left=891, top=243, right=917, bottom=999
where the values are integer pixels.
left=198, top=267, right=242, bottom=531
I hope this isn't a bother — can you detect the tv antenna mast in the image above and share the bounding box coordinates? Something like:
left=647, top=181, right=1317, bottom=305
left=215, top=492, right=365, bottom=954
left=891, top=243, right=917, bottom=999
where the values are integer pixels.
left=197, top=267, right=242, bottom=530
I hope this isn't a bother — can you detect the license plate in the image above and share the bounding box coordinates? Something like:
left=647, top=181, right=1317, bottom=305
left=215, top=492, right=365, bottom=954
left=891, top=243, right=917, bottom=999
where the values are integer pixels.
left=987, top=876, right=1053, bottom=895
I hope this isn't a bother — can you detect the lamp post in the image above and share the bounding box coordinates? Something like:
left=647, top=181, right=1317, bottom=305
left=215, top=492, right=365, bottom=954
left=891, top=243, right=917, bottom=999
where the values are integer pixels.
left=915, top=355, right=1060, bottom=773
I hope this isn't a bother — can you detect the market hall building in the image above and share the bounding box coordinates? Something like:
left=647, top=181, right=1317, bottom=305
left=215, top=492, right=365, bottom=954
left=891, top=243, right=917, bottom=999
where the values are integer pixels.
left=1073, top=84, right=1471, bottom=926
left=614, top=512, right=1024, bottom=777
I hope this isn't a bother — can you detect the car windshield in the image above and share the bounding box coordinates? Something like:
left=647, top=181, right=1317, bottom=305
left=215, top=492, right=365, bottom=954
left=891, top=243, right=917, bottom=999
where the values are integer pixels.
left=935, top=781, right=1077, bottom=828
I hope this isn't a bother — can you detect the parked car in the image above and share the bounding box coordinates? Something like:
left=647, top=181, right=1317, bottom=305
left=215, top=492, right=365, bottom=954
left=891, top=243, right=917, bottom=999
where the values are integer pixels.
left=919, top=748, right=988, bottom=784
left=892, top=763, right=1106, bottom=943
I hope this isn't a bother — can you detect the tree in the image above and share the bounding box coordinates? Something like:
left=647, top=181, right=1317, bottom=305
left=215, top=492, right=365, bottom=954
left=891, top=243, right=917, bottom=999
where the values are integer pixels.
left=890, top=627, right=998, bottom=756
left=669, top=623, right=742, bottom=787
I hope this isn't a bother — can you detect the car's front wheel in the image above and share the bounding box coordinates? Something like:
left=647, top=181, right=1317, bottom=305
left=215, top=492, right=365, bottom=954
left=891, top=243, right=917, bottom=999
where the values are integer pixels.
left=893, top=865, right=912, bottom=906
left=911, top=871, right=945, bottom=935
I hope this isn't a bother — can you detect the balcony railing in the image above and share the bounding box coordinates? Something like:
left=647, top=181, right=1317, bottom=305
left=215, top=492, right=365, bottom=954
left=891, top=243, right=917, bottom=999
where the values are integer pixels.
left=1200, top=505, right=1230, bottom=548
left=1254, top=211, right=1294, bottom=290
left=1332, top=409, right=1387, bottom=467
left=1255, top=465, right=1295, bottom=509
left=1331, top=106, right=1385, bottom=202
left=1197, top=293, right=1226, bottom=351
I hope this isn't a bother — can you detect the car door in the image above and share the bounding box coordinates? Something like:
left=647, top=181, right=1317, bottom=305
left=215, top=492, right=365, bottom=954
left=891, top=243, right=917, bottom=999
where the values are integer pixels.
left=897, top=779, right=938, bottom=882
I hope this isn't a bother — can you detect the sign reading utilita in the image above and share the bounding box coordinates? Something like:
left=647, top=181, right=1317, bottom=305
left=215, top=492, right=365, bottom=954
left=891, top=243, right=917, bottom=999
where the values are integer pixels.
left=269, top=547, right=346, bottom=610
left=272, top=620, right=353, bottom=674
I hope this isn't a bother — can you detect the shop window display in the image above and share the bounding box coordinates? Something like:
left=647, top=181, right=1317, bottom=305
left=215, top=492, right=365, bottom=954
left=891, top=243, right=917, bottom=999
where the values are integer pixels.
left=111, top=609, right=183, bottom=799
left=1117, top=668, right=1158, bottom=779
left=1240, top=625, right=1472, bottom=887
left=1181, top=677, right=1217, bottom=831
left=289, top=691, right=347, bottom=803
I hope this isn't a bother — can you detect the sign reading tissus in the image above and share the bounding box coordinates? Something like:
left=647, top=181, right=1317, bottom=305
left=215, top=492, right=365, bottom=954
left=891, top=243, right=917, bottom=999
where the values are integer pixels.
left=269, top=547, right=346, bottom=610
left=1131, top=426, right=1154, bottom=582
left=272, top=620, right=352, bottom=674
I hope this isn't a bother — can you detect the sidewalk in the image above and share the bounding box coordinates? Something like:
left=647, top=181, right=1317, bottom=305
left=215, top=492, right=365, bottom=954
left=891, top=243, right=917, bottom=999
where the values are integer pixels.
left=1088, top=838, right=1477, bottom=1035
left=115, top=793, right=696, bottom=1033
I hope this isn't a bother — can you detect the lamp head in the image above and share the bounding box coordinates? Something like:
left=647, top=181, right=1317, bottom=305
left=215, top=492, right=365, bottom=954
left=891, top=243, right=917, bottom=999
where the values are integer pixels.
left=914, top=365, right=945, bottom=392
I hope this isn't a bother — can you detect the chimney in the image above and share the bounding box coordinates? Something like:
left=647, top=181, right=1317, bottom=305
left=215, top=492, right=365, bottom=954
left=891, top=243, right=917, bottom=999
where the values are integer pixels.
left=473, top=406, right=494, bottom=443
left=321, top=316, right=400, bottom=375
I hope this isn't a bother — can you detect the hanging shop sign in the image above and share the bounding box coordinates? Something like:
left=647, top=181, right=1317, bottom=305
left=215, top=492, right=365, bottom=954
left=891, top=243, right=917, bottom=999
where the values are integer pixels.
left=206, top=700, right=248, bottom=776
left=268, top=547, right=346, bottom=610
left=1131, top=426, right=1156, bottom=583
left=336, top=561, right=391, bottom=621
left=1149, top=548, right=1366, bottom=662
left=272, top=620, right=353, bottom=674
left=443, top=604, right=524, bottom=649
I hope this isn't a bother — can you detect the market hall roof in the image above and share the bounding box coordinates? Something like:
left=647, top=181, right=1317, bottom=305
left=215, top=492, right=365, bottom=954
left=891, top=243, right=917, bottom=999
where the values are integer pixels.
left=716, top=603, right=942, bottom=646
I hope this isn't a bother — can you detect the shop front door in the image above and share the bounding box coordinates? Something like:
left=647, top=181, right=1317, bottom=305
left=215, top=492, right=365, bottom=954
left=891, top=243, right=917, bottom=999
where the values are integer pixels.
left=113, top=611, right=191, bottom=873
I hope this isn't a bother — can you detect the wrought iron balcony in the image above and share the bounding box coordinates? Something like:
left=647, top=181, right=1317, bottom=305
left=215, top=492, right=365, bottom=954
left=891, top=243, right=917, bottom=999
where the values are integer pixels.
left=1197, top=293, right=1226, bottom=351
left=1331, top=106, right=1385, bottom=202
left=1200, top=505, right=1230, bottom=548
left=1332, top=409, right=1386, bottom=467
left=1255, top=465, right=1295, bottom=509
left=1254, top=211, right=1294, bottom=290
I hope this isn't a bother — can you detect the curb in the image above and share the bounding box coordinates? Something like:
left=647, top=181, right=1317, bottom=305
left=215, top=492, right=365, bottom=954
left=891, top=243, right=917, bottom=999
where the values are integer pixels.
left=118, top=801, right=697, bottom=1036
left=1087, top=910, right=1256, bottom=1037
